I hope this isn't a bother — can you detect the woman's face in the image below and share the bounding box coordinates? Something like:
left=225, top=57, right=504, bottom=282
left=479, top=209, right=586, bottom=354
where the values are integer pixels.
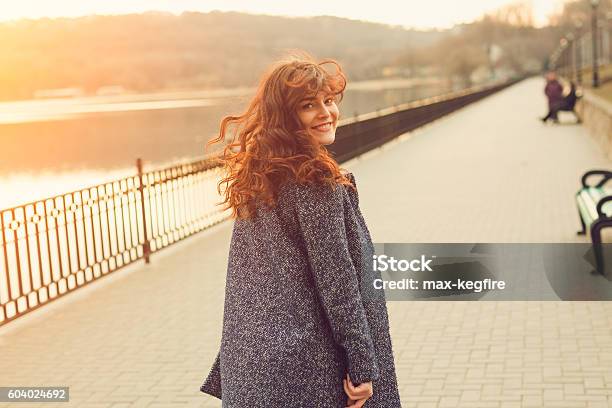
left=296, top=91, right=340, bottom=145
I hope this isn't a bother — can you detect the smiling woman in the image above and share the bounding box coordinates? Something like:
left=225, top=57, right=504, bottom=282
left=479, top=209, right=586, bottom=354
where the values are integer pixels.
left=205, top=52, right=350, bottom=220
left=199, top=52, right=402, bottom=407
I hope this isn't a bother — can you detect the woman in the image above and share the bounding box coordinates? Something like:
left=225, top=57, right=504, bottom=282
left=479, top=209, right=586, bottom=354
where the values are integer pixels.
left=199, top=52, right=401, bottom=408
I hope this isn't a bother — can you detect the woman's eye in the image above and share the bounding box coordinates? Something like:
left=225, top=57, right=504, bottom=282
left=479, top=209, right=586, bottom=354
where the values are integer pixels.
left=302, top=103, right=313, bottom=109
left=325, top=97, right=336, bottom=104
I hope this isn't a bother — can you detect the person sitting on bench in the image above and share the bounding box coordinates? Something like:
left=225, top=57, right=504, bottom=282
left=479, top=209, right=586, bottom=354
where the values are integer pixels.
left=541, top=79, right=582, bottom=124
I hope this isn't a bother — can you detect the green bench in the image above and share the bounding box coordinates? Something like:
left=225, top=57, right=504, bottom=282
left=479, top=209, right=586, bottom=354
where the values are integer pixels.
left=576, top=170, right=612, bottom=276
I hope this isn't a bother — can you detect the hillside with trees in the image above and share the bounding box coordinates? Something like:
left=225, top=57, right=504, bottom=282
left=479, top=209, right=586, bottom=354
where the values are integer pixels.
left=0, top=11, right=444, bottom=101
left=2, top=1, right=608, bottom=101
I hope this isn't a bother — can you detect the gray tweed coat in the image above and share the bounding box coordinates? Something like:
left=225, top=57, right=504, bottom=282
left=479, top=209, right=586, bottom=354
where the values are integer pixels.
left=200, top=171, right=401, bottom=407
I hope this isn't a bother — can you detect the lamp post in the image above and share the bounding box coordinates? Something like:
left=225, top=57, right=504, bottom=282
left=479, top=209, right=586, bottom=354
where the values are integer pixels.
left=591, top=0, right=600, bottom=88
left=574, top=20, right=583, bottom=85
left=607, top=11, right=612, bottom=64
left=567, top=32, right=576, bottom=82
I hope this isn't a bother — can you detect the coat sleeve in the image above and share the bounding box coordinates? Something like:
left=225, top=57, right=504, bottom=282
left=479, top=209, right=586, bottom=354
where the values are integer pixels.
left=199, top=351, right=222, bottom=399
left=293, top=182, right=380, bottom=385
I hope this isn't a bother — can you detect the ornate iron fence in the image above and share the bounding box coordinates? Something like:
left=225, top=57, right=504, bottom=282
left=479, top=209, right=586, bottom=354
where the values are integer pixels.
left=0, top=157, right=227, bottom=326
left=0, top=77, right=522, bottom=327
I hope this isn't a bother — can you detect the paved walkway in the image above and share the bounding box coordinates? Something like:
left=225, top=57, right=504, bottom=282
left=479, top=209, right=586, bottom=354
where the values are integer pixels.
left=1, top=77, right=612, bottom=408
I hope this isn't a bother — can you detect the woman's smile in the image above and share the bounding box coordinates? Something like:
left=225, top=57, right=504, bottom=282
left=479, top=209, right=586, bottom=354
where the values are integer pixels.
left=312, top=121, right=334, bottom=132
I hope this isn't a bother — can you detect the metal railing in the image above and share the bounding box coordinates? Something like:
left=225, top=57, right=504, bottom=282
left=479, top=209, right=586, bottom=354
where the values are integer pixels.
left=0, top=157, right=227, bottom=326
left=0, top=77, right=522, bottom=327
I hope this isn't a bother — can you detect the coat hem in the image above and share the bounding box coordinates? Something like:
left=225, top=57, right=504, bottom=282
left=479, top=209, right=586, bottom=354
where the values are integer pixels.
left=200, top=383, right=222, bottom=400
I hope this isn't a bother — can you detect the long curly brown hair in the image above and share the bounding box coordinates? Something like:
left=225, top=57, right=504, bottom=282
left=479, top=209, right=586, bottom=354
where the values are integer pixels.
left=206, top=52, right=355, bottom=220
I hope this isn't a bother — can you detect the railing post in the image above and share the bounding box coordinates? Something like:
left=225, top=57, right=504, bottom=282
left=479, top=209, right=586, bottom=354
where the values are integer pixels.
left=137, top=158, right=151, bottom=264
left=592, top=0, right=600, bottom=88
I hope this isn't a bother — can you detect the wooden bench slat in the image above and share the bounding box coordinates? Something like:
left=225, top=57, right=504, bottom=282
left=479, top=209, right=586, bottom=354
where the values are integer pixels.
left=576, top=196, right=593, bottom=226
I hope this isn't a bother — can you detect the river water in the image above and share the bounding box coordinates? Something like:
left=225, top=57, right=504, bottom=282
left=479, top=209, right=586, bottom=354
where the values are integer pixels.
left=0, top=78, right=450, bottom=210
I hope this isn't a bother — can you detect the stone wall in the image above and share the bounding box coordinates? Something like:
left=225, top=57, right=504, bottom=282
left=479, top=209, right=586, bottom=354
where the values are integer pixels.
left=577, top=91, right=612, bottom=160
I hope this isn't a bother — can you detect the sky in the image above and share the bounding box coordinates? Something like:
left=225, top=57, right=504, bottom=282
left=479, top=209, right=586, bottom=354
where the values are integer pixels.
left=1, top=0, right=567, bottom=29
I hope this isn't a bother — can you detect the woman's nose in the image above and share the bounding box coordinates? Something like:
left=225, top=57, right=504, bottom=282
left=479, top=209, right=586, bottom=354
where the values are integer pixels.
left=316, top=104, right=331, bottom=118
